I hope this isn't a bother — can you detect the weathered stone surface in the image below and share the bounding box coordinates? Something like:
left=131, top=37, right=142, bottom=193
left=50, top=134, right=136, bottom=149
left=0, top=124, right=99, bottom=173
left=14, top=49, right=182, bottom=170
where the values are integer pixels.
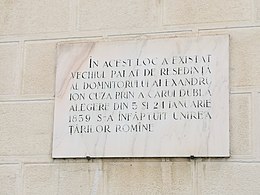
left=0, top=43, right=19, bottom=96
left=58, top=163, right=104, bottom=195
left=230, top=94, right=251, bottom=155
left=255, top=93, right=260, bottom=159
left=104, top=161, right=193, bottom=194
left=0, top=102, right=53, bottom=155
left=78, top=0, right=159, bottom=30
left=163, top=0, right=251, bottom=25
left=24, top=163, right=103, bottom=195
left=255, top=0, right=260, bottom=21
left=198, top=162, right=260, bottom=195
left=0, top=165, right=19, bottom=195
left=24, top=161, right=192, bottom=195
left=23, top=41, right=56, bottom=95
left=1, top=1, right=260, bottom=195
left=24, top=164, right=59, bottom=195
left=0, top=0, right=70, bottom=35
left=229, top=28, right=260, bottom=87
left=200, top=28, right=260, bottom=87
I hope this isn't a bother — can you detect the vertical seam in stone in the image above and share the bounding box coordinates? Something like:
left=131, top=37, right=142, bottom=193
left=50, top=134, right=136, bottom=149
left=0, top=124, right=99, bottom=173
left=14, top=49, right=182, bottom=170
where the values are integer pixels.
left=21, top=162, right=25, bottom=195
left=158, top=0, right=163, bottom=28
left=252, top=0, right=257, bottom=22
left=251, top=92, right=259, bottom=159
left=17, top=41, right=25, bottom=96
left=76, top=0, right=80, bottom=31
left=69, top=0, right=78, bottom=33
left=90, top=167, right=102, bottom=195
left=193, top=159, right=198, bottom=195
left=248, top=92, right=253, bottom=157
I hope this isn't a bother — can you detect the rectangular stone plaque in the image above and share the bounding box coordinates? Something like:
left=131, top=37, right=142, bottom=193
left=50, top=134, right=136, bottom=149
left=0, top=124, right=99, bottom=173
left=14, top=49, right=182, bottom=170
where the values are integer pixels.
left=52, top=35, right=229, bottom=158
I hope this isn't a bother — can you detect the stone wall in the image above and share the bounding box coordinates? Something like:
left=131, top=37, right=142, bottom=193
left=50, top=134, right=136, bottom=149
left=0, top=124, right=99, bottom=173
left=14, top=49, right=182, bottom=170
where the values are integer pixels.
left=0, top=0, right=260, bottom=194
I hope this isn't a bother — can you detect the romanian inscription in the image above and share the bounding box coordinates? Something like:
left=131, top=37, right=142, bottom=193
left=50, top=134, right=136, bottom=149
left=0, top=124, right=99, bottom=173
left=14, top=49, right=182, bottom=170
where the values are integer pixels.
left=53, top=36, right=229, bottom=158
left=68, top=55, right=212, bottom=134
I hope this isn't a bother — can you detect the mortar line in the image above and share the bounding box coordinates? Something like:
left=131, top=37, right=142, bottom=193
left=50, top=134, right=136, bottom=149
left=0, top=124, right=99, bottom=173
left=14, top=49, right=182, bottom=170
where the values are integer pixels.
left=17, top=40, right=24, bottom=96
left=159, top=0, right=164, bottom=27
left=193, top=159, right=198, bottom=195
left=199, top=24, right=260, bottom=31
left=20, top=162, right=24, bottom=195
left=251, top=92, right=259, bottom=159
left=0, top=98, right=54, bottom=103
left=252, top=0, right=257, bottom=23
left=76, top=0, right=80, bottom=31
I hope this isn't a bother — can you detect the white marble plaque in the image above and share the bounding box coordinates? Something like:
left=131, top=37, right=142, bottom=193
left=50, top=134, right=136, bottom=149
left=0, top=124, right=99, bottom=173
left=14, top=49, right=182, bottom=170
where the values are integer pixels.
left=52, top=35, right=229, bottom=158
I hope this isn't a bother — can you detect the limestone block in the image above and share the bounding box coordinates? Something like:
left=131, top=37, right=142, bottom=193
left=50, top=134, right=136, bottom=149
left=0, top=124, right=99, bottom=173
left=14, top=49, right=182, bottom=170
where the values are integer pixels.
left=24, top=163, right=103, bottom=195
left=0, top=0, right=70, bottom=35
left=255, top=0, right=260, bottom=21
left=23, top=41, right=56, bottom=95
left=24, top=162, right=192, bottom=195
left=229, top=28, right=260, bottom=87
left=58, top=163, right=103, bottom=195
left=0, top=102, right=53, bottom=156
left=24, top=164, right=59, bottom=195
left=0, top=43, right=19, bottom=96
left=198, top=162, right=260, bottom=195
left=163, top=0, right=251, bottom=25
left=103, top=161, right=193, bottom=194
left=230, top=94, right=251, bottom=156
left=0, top=165, right=19, bottom=195
left=199, top=28, right=260, bottom=87
left=255, top=93, right=260, bottom=158
left=78, top=0, right=159, bottom=31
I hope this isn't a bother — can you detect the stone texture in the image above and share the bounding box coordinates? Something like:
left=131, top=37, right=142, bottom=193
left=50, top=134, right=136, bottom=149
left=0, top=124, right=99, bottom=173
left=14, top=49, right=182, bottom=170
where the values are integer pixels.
left=198, top=162, right=260, bottom=195
left=0, top=0, right=70, bottom=35
left=78, top=0, right=159, bottom=31
left=163, top=0, right=251, bottom=25
left=1, top=1, right=260, bottom=194
left=104, top=161, right=193, bottom=194
left=23, top=41, right=56, bottom=95
left=24, top=163, right=103, bottom=195
left=199, top=28, right=260, bottom=87
left=24, top=164, right=59, bottom=195
left=24, top=162, right=192, bottom=195
left=229, top=28, right=260, bottom=87
left=59, top=163, right=104, bottom=195
left=255, top=93, right=260, bottom=159
left=0, top=43, right=19, bottom=96
left=0, top=165, right=19, bottom=195
left=0, top=102, right=53, bottom=156
left=255, top=0, right=260, bottom=21
left=230, top=94, right=251, bottom=155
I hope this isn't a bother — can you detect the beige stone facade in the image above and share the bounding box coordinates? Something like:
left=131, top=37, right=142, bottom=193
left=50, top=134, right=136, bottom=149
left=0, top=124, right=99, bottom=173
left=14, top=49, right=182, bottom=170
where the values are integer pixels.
left=0, top=1, right=260, bottom=194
